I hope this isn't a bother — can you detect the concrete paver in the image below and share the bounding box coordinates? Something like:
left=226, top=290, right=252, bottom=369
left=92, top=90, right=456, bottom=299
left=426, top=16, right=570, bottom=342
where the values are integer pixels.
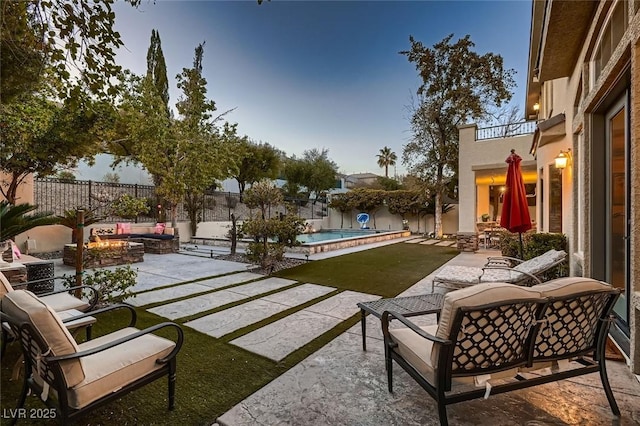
left=126, top=282, right=214, bottom=306
left=197, top=272, right=265, bottom=289
left=230, top=310, right=343, bottom=361
left=147, top=290, right=250, bottom=320
left=227, top=277, right=297, bottom=297
left=229, top=290, right=379, bottom=361
left=186, top=284, right=335, bottom=338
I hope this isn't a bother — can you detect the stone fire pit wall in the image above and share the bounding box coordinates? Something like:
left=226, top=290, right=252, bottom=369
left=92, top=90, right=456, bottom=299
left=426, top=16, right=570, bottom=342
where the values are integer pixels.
left=63, top=243, right=144, bottom=268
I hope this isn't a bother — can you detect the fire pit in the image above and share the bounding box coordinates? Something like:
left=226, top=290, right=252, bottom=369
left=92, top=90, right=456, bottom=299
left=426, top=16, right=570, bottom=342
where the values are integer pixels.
left=63, top=241, right=144, bottom=268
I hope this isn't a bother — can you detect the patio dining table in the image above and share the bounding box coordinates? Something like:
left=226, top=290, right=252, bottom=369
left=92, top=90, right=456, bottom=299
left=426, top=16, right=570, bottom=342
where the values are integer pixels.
left=357, top=293, right=445, bottom=351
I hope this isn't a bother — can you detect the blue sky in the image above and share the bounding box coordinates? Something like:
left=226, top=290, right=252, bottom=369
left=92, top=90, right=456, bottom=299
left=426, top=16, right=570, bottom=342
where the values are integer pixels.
left=83, top=0, right=532, bottom=183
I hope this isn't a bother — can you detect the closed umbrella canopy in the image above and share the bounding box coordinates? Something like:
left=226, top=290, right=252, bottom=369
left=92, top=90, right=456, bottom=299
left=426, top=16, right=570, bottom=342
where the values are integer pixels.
left=500, top=149, right=532, bottom=234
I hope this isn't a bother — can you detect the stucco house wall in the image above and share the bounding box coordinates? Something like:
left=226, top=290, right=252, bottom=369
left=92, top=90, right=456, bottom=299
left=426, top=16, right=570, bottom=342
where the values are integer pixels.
left=457, top=125, right=536, bottom=235
left=527, top=0, right=639, bottom=372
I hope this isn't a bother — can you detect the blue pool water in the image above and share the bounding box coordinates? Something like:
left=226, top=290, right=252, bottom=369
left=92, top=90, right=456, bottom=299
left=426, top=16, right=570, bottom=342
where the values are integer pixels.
left=296, top=229, right=383, bottom=244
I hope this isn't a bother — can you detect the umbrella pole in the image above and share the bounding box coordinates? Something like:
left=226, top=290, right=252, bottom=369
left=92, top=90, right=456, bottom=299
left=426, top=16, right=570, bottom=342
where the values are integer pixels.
left=519, top=232, right=524, bottom=259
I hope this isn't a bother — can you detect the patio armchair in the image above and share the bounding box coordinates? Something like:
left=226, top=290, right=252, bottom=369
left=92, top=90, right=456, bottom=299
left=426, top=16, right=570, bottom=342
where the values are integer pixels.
left=382, top=278, right=620, bottom=426
left=1, top=290, right=183, bottom=425
left=431, top=249, right=567, bottom=291
left=1, top=272, right=98, bottom=357
left=1, top=272, right=98, bottom=313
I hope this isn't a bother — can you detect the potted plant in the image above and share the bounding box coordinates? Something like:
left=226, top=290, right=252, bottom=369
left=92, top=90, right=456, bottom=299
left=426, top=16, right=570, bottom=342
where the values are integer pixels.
left=481, top=213, right=490, bottom=222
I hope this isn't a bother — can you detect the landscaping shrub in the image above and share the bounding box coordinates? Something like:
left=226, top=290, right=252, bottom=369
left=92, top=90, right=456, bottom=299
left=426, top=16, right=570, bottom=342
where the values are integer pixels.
left=63, top=265, right=137, bottom=306
left=500, top=231, right=568, bottom=279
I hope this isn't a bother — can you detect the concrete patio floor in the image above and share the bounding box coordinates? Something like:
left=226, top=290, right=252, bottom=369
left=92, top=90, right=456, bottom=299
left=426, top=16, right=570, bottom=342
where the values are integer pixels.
left=50, top=240, right=640, bottom=425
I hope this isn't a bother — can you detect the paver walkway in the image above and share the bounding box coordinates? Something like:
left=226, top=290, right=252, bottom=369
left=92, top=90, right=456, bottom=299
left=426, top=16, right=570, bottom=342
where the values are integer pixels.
left=186, top=284, right=335, bottom=337
left=230, top=290, right=378, bottom=361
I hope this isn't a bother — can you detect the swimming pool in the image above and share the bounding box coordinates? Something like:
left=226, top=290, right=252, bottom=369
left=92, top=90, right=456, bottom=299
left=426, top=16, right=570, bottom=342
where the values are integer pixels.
left=189, top=229, right=411, bottom=255
left=296, top=229, right=383, bottom=243
left=293, top=229, right=410, bottom=254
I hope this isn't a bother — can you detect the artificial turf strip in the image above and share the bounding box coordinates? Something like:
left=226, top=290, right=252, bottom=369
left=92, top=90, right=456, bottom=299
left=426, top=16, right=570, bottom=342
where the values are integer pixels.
left=274, top=243, right=459, bottom=298
left=0, top=243, right=458, bottom=425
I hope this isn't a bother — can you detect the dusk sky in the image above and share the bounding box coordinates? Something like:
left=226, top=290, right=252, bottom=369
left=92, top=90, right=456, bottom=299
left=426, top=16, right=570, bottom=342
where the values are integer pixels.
left=82, top=0, right=533, bottom=183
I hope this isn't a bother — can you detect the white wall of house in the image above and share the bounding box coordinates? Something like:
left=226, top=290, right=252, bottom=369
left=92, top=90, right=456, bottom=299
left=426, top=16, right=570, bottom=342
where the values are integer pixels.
left=458, top=125, right=535, bottom=234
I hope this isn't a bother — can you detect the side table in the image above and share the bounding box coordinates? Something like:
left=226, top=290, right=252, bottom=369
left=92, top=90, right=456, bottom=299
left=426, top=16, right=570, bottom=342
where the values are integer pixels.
left=357, top=293, right=445, bottom=351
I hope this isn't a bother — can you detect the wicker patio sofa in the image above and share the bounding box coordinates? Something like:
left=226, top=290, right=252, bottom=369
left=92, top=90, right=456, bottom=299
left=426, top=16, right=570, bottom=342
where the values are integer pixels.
left=431, top=249, right=567, bottom=291
left=92, top=224, right=179, bottom=254
left=382, top=277, right=620, bottom=426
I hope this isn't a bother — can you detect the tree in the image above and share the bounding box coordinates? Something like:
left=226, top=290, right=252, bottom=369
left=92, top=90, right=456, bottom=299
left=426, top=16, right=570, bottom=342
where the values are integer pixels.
left=328, top=193, right=354, bottom=228
left=297, top=149, right=339, bottom=204
left=103, top=172, right=120, bottom=183
left=281, top=156, right=308, bottom=202
left=242, top=180, right=305, bottom=269
left=0, top=201, right=59, bottom=242
left=0, top=85, right=107, bottom=204
left=56, top=171, right=76, bottom=181
left=1, top=0, right=142, bottom=101
left=146, top=29, right=170, bottom=114
left=376, top=176, right=401, bottom=191
left=376, top=146, right=397, bottom=177
left=401, top=34, right=514, bottom=238
left=0, top=1, right=46, bottom=101
left=386, top=190, right=421, bottom=222
left=233, top=139, right=282, bottom=199
left=350, top=188, right=385, bottom=229
left=153, top=45, right=238, bottom=227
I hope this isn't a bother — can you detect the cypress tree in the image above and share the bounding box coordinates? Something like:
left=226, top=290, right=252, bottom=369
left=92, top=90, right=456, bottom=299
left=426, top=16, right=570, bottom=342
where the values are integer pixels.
left=146, top=29, right=169, bottom=113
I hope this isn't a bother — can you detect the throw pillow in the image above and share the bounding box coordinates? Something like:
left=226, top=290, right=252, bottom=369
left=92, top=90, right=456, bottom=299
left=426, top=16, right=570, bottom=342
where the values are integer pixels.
left=11, top=241, right=21, bottom=259
left=155, top=223, right=166, bottom=234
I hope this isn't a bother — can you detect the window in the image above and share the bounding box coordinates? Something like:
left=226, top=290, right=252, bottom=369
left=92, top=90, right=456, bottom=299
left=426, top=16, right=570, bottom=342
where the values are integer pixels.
left=593, top=1, right=628, bottom=81
left=548, top=165, right=563, bottom=233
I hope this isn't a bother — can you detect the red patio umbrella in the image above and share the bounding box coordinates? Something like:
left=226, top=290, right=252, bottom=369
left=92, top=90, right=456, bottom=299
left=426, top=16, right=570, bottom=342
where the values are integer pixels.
left=500, top=149, right=532, bottom=258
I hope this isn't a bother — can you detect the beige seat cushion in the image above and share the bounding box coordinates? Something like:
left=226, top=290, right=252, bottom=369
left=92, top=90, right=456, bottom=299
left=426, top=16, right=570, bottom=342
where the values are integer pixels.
left=0, top=272, right=14, bottom=297
left=435, top=283, right=542, bottom=340
left=530, top=276, right=611, bottom=297
left=390, top=324, right=519, bottom=386
left=1, top=290, right=85, bottom=387
left=1, top=270, right=89, bottom=312
left=68, top=327, right=175, bottom=409
left=513, top=249, right=566, bottom=275
left=40, top=292, right=90, bottom=312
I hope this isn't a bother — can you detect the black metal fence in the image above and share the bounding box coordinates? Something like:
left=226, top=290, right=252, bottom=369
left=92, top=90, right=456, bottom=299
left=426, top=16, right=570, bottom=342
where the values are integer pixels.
left=34, top=178, right=327, bottom=223
left=475, top=121, right=537, bottom=140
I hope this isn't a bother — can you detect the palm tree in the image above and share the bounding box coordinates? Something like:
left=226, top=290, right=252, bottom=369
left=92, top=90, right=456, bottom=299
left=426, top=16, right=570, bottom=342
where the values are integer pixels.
left=376, top=146, right=397, bottom=178
left=0, top=201, right=59, bottom=242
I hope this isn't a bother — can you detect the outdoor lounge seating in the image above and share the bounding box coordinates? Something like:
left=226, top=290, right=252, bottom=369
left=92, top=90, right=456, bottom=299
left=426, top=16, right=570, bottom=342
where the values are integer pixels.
left=0, top=272, right=97, bottom=313
left=0, top=290, right=183, bottom=424
left=92, top=224, right=179, bottom=254
left=1, top=272, right=99, bottom=359
left=431, top=249, right=567, bottom=291
left=382, top=277, right=620, bottom=426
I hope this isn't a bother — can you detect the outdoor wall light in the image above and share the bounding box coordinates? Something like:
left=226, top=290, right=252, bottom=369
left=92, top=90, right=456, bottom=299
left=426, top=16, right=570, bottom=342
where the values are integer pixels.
left=533, top=103, right=540, bottom=112
left=555, top=149, right=572, bottom=169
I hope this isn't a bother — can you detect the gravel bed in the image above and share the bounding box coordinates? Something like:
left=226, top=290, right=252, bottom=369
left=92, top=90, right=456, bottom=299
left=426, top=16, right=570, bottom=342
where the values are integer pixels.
left=216, top=253, right=306, bottom=274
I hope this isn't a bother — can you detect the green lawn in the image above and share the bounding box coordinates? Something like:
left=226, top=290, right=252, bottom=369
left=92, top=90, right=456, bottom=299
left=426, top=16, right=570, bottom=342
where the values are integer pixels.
left=275, top=242, right=459, bottom=297
left=0, top=243, right=457, bottom=425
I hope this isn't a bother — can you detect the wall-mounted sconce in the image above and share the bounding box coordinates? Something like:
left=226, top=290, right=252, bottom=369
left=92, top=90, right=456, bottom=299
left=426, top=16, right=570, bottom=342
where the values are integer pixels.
left=533, top=103, right=540, bottom=112
left=554, top=148, right=572, bottom=169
